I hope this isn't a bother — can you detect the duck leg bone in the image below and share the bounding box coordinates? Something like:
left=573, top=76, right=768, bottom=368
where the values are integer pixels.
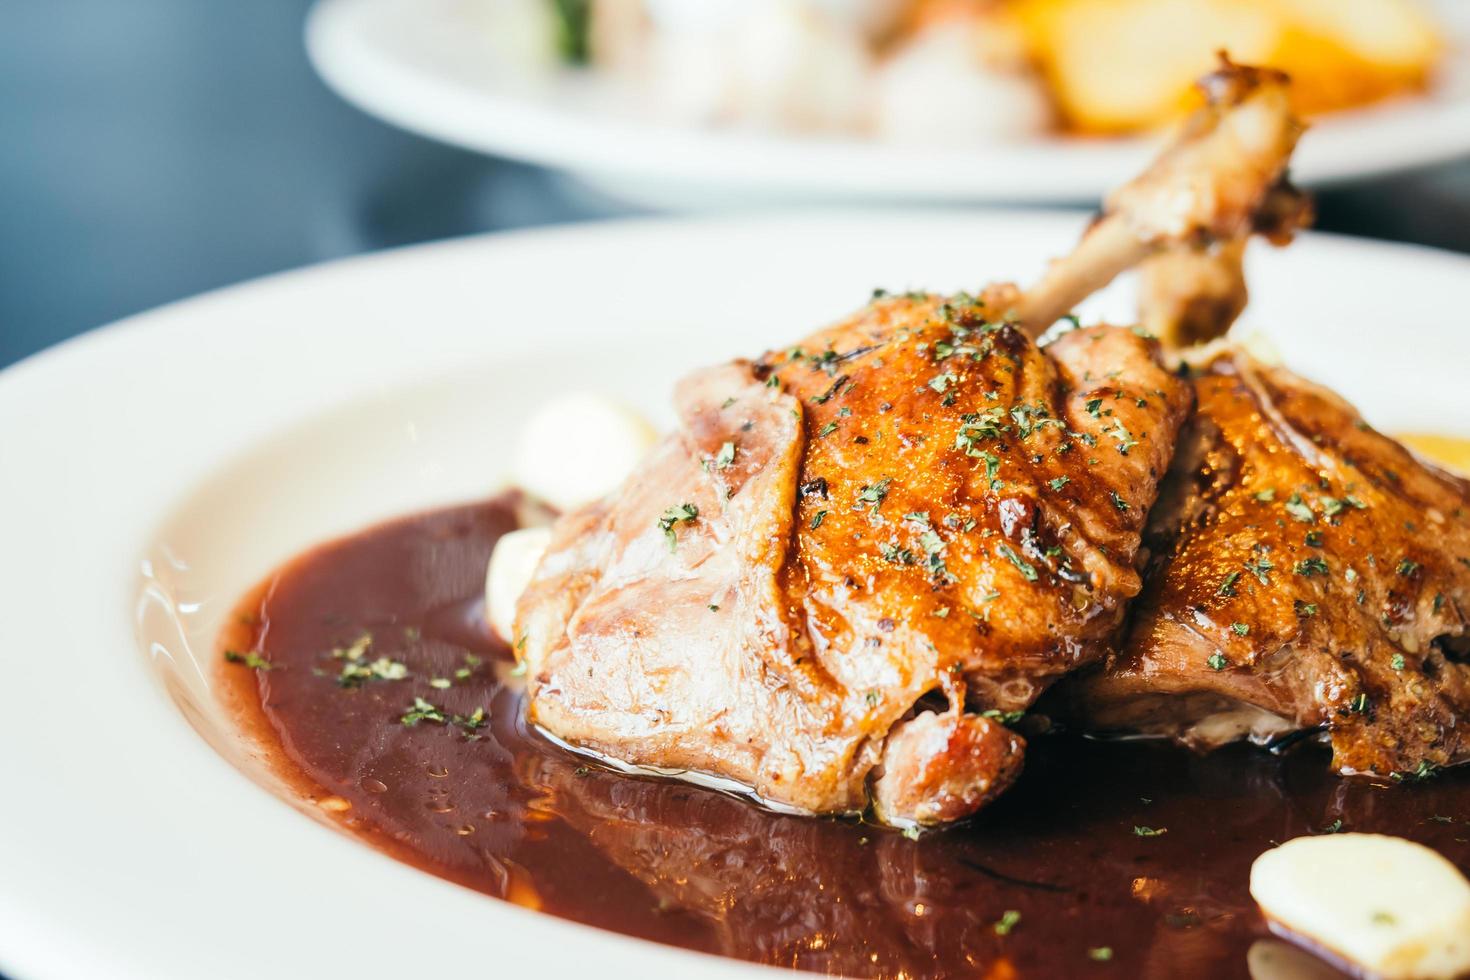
left=1013, top=56, right=1308, bottom=339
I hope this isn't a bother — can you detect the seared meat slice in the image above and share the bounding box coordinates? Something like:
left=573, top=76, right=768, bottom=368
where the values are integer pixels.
left=1073, top=352, right=1470, bottom=778
left=517, top=295, right=1191, bottom=825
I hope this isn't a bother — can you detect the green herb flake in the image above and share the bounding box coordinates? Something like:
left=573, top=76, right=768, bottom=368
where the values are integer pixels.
left=1285, top=494, right=1315, bottom=524
left=1111, top=491, right=1129, bottom=512
left=1391, top=653, right=1406, bottom=671
left=981, top=708, right=1026, bottom=725
left=1048, top=476, right=1070, bottom=491
left=1294, top=557, right=1329, bottom=577
left=1207, top=652, right=1228, bottom=671
left=857, top=478, right=893, bottom=509
left=400, top=697, right=446, bottom=727
left=1396, top=558, right=1420, bottom=577
left=657, top=503, right=699, bottom=551
left=1133, top=826, right=1167, bottom=837
left=224, top=650, right=274, bottom=671
left=993, top=910, right=1022, bottom=936
left=1231, top=623, right=1249, bottom=636
left=337, top=656, right=409, bottom=688
left=997, top=543, right=1039, bottom=582
left=1218, top=571, right=1241, bottom=597
left=810, top=509, right=828, bottom=530
left=818, top=420, right=839, bottom=438
left=714, top=441, right=737, bottom=470
left=928, top=372, right=956, bottom=394
left=1088, top=947, right=1114, bottom=962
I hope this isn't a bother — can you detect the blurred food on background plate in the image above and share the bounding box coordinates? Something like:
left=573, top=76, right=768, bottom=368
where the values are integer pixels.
left=493, top=0, right=1444, bottom=141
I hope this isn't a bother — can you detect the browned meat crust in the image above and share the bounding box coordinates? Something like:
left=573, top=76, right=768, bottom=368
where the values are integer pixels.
left=1071, top=352, right=1470, bottom=779
left=517, top=294, right=1191, bottom=824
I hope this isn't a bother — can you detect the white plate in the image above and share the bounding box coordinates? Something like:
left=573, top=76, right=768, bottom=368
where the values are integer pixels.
left=2, top=212, right=1469, bottom=980
left=305, top=0, right=1470, bottom=207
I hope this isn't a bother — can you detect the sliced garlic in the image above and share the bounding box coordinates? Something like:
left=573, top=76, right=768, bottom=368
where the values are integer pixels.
left=485, top=526, right=552, bottom=644
left=511, top=392, right=658, bottom=512
left=1250, top=833, right=1470, bottom=980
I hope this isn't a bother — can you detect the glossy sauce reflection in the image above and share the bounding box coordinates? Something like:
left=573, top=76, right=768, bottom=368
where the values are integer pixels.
left=221, top=481, right=1470, bottom=980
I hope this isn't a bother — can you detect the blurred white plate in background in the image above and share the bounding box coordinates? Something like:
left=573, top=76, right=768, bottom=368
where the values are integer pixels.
left=306, top=0, right=1470, bottom=207
left=2, top=212, right=1470, bottom=979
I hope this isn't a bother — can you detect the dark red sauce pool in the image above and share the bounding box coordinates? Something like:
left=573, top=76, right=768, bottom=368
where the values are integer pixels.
left=220, top=495, right=1470, bottom=979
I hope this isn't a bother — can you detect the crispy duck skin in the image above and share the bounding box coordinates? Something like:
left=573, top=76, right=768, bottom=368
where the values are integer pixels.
left=517, top=298, right=1191, bottom=825
left=1072, top=353, right=1470, bottom=778
left=513, top=58, right=1325, bottom=827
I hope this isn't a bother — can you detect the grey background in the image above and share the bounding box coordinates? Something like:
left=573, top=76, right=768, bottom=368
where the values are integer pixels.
left=2, top=0, right=1469, bottom=372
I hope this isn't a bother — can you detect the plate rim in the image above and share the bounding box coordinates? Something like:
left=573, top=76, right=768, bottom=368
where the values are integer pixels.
left=304, top=0, right=1470, bottom=205
left=4, top=211, right=1470, bottom=980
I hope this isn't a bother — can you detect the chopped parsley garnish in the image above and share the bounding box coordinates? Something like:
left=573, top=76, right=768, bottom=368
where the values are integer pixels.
left=399, top=698, right=486, bottom=732
left=338, top=656, right=409, bottom=688
left=993, top=910, right=1022, bottom=936
left=1111, top=491, right=1129, bottom=512
left=455, top=707, right=488, bottom=732
left=810, top=509, right=828, bottom=530
left=657, top=503, right=699, bottom=551
left=1133, top=826, right=1167, bottom=837
left=1294, top=557, right=1329, bottom=577
left=1244, top=557, right=1275, bottom=584
left=1396, top=558, right=1420, bottom=577
left=1285, top=494, right=1315, bottom=524
left=928, top=372, right=956, bottom=394
left=1254, top=489, right=1277, bottom=502
left=1350, top=693, right=1370, bottom=714
left=1391, top=653, right=1406, bottom=671
left=1218, top=571, right=1241, bottom=597
left=1231, top=623, right=1249, bottom=636
left=981, top=708, right=1026, bottom=725
left=880, top=543, right=917, bottom=565
left=1106, top=420, right=1138, bottom=455
left=332, top=632, right=374, bottom=662
left=919, top=530, right=949, bottom=582
left=1010, top=403, right=1062, bottom=438
left=1305, top=530, right=1324, bottom=548
left=714, top=441, right=736, bottom=470
left=1085, top=398, right=1103, bottom=417
left=224, top=650, right=273, bottom=670
left=818, top=420, right=839, bottom=438
left=400, top=697, right=446, bottom=726
left=955, top=408, right=1005, bottom=456
left=997, top=543, right=1039, bottom=582
left=1048, top=476, right=1070, bottom=491
left=1207, top=652, right=1228, bottom=671
left=1321, top=819, right=1343, bottom=834
left=857, top=478, right=892, bottom=509
left=1088, top=947, right=1113, bottom=962
left=979, top=450, right=1002, bottom=489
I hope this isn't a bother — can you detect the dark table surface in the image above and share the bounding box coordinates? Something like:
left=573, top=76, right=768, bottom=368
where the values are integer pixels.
left=4, top=0, right=1470, bottom=374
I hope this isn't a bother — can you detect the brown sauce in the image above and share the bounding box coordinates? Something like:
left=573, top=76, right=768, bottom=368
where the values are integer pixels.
left=220, top=495, right=1470, bottom=979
